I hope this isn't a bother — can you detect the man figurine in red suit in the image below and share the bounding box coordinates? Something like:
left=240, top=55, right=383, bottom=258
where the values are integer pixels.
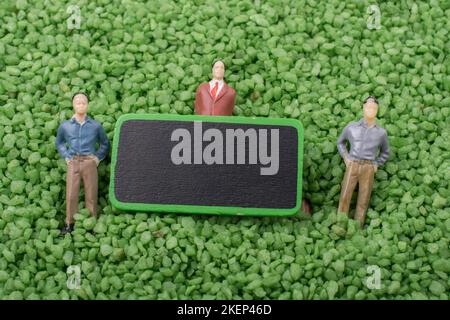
left=194, top=59, right=312, bottom=215
left=195, top=60, right=236, bottom=116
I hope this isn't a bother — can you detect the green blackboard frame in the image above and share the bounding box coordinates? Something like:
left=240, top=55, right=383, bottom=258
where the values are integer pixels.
left=109, top=113, right=304, bottom=217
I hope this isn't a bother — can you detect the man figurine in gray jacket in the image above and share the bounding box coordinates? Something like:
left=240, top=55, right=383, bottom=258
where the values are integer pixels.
left=337, top=96, right=390, bottom=228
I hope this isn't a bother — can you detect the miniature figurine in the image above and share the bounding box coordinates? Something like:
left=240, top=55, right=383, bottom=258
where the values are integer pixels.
left=194, top=59, right=236, bottom=116
left=193, top=59, right=312, bottom=215
left=56, top=92, right=110, bottom=235
left=337, top=96, right=390, bottom=227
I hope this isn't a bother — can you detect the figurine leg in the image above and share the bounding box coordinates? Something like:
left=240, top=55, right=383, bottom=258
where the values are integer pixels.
left=81, top=157, right=98, bottom=218
left=66, top=159, right=81, bottom=225
left=301, top=198, right=312, bottom=215
left=337, top=161, right=358, bottom=215
left=354, top=163, right=375, bottom=228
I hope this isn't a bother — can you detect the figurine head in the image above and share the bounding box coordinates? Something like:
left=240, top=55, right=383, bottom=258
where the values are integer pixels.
left=211, top=60, right=225, bottom=81
left=363, top=96, right=378, bottom=120
left=72, top=92, right=89, bottom=115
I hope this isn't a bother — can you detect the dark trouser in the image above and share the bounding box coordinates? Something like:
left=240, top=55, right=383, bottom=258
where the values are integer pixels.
left=338, top=160, right=375, bottom=227
left=66, top=155, right=98, bottom=224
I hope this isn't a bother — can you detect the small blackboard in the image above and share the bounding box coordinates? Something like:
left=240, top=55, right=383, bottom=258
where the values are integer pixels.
left=109, top=114, right=303, bottom=216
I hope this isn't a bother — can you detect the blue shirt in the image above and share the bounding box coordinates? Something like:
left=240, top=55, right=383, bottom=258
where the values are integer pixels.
left=337, top=119, right=390, bottom=166
left=55, top=115, right=110, bottom=161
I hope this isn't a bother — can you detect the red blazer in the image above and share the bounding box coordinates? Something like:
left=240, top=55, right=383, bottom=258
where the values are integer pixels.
left=194, top=82, right=236, bottom=116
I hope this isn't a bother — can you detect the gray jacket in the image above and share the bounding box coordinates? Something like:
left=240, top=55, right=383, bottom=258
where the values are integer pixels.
left=337, top=119, right=390, bottom=166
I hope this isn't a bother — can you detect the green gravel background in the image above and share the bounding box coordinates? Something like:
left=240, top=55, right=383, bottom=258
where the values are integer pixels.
left=0, top=0, right=449, bottom=299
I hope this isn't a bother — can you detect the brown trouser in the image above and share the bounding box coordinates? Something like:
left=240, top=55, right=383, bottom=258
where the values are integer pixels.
left=338, top=160, right=375, bottom=226
left=66, top=155, right=98, bottom=224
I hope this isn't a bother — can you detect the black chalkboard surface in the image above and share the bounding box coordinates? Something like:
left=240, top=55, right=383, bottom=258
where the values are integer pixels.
left=109, top=114, right=303, bottom=216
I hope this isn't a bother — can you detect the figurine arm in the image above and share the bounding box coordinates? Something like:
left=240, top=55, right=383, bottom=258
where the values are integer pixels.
left=194, top=86, right=201, bottom=114
left=55, top=124, right=71, bottom=160
left=375, top=131, right=390, bottom=167
left=230, top=90, right=236, bottom=114
left=95, top=125, right=110, bottom=162
left=337, top=125, right=350, bottom=161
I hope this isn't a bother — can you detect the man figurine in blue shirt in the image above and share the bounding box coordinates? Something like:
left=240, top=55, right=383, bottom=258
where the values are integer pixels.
left=56, top=92, right=110, bottom=235
left=337, top=96, right=390, bottom=228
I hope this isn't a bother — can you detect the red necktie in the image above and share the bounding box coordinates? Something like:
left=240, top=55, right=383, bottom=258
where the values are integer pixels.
left=210, top=81, right=219, bottom=99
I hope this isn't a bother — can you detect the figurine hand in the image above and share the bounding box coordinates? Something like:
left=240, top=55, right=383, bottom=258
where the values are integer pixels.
left=344, top=157, right=351, bottom=167
left=373, top=164, right=378, bottom=172
left=65, top=158, right=71, bottom=165
left=87, top=155, right=100, bottom=166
